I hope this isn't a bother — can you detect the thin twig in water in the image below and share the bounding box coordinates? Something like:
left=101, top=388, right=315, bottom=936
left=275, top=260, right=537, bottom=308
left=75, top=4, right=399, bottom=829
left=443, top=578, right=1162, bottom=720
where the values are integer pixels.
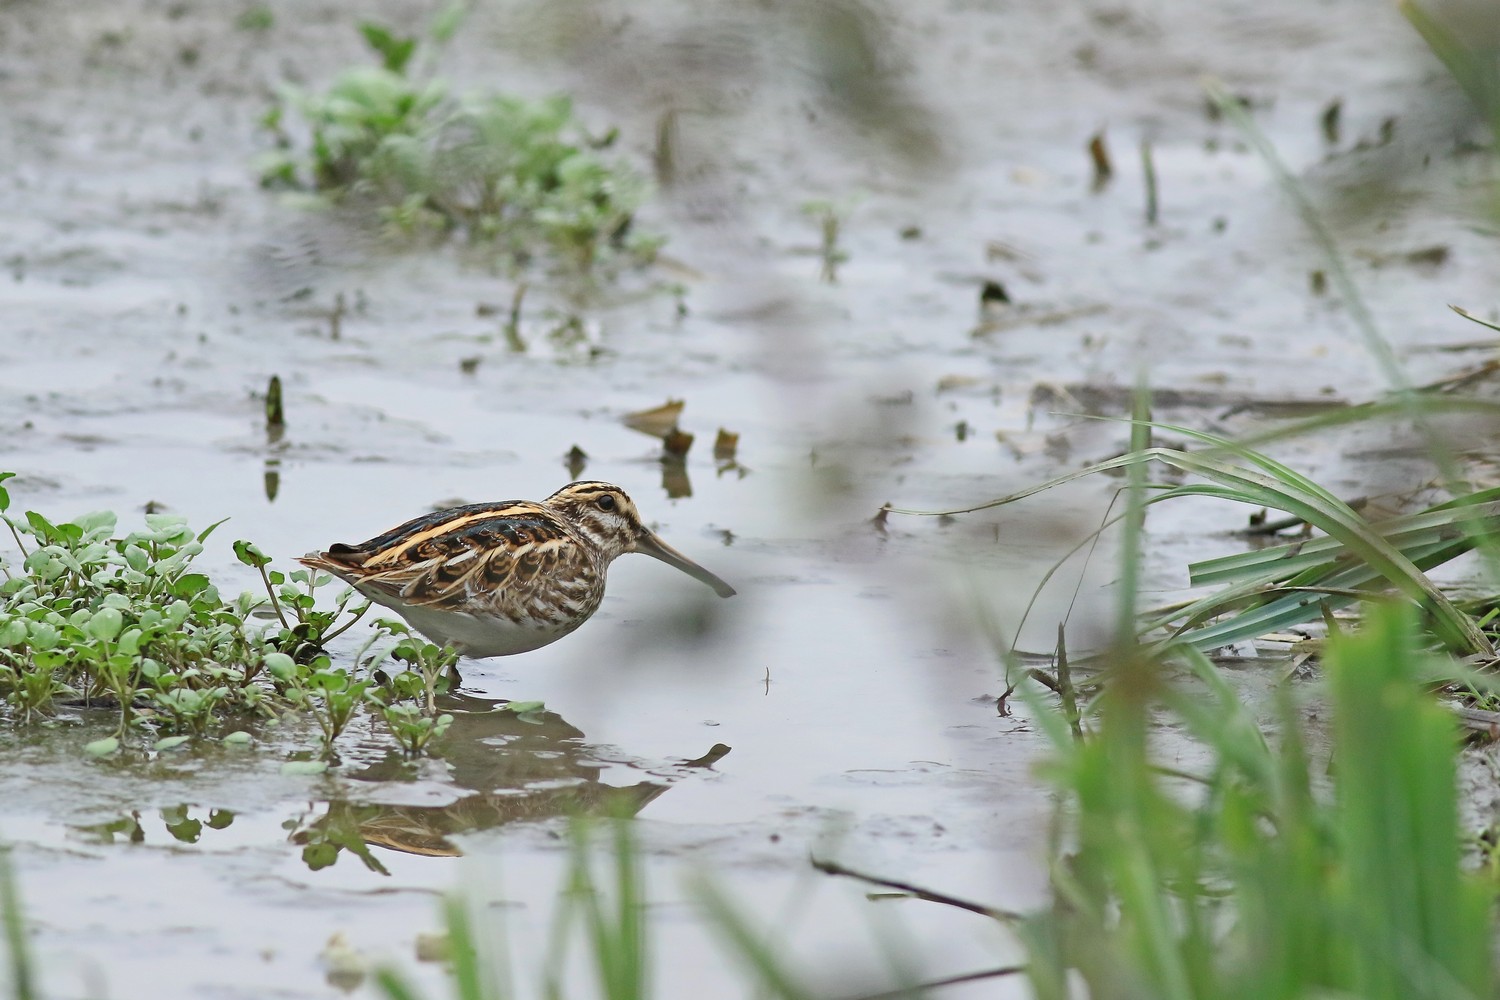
left=1240, top=497, right=1367, bottom=537
left=839, top=964, right=1027, bottom=1000
left=810, top=856, right=1022, bottom=922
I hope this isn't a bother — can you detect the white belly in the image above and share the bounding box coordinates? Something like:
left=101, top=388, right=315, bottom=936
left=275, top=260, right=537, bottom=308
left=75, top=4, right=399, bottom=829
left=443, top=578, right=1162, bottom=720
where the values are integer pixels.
left=394, top=603, right=585, bottom=658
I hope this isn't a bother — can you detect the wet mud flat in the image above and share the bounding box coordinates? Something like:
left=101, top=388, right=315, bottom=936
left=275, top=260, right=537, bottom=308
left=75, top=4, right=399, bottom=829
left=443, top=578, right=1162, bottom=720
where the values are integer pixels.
left=3, top=0, right=1500, bottom=996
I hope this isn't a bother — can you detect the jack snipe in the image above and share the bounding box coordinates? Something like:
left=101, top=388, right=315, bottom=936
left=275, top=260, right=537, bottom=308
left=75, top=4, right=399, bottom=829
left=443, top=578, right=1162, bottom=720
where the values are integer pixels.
left=299, top=482, right=735, bottom=659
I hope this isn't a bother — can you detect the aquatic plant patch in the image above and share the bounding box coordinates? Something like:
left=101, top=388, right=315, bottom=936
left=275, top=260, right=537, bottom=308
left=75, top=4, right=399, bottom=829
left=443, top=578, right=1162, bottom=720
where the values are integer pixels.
left=257, top=17, right=663, bottom=276
left=0, top=473, right=458, bottom=757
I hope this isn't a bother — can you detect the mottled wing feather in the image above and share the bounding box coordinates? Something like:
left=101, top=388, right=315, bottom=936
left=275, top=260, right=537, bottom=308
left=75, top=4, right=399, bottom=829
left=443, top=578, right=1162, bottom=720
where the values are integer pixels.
left=299, top=503, right=600, bottom=621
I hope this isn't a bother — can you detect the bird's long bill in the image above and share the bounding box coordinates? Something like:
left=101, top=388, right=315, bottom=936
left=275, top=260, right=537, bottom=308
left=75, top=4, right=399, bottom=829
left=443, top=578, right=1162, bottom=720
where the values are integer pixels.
left=636, top=531, right=737, bottom=598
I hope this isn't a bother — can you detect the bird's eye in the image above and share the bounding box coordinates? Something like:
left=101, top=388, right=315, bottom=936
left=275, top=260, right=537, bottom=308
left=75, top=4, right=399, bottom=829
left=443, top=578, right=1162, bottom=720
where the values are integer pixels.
left=596, top=495, right=617, bottom=512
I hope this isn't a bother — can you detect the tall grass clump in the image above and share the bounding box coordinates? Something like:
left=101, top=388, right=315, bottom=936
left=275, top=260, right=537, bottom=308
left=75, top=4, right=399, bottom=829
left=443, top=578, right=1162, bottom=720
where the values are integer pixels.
left=258, top=12, right=662, bottom=276
left=1021, top=602, right=1492, bottom=999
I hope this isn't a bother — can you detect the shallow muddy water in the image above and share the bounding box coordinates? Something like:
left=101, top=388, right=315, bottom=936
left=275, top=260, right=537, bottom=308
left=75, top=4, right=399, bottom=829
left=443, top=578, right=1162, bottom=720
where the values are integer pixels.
left=2, top=0, right=1500, bottom=997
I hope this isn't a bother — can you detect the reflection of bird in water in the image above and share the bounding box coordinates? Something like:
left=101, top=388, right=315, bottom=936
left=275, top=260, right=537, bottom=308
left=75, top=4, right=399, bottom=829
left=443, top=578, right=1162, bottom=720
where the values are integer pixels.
left=300, top=481, right=735, bottom=659
left=316, top=780, right=671, bottom=861
left=291, top=694, right=732, bottom=867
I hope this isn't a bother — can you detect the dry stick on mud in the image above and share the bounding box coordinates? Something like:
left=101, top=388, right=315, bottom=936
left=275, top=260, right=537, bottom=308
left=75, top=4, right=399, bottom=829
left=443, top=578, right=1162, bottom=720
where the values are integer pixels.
left=809, top=856, right=1023, bottom=922
left=1240, top=496, right=1369, bottom=537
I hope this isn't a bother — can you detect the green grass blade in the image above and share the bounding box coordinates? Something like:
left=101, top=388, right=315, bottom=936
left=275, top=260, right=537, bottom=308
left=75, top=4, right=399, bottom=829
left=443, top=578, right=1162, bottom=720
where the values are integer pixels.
left=0, top=849, right=33, bottom=1000
left=1401, top=1, right=1500, bottom=140
left=692, top=874, right=815, bottom=1000
left=372, top=968, right=427, bottom=1000
left=1328, top=603, right=1493, bottom=999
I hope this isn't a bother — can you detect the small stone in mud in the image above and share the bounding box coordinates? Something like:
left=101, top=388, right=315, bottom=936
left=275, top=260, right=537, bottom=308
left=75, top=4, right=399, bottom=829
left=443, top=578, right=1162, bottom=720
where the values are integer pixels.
left=980, top=278, right=1010, bottom=307
left=265, top=374, right=285, bottom=430
left=415, top=932, right=450, bottom=963
left=713, top=429, right=739, bottom=462
left=1355, top=245, right=1449, bottom=270
left=564, top=444, right=588, bottom=479
left=1321, top=99, right=1342, bottom=144
left=663, top=428, right=694, bottom=458
left=936, top=374, right=983, bottom=394
left=1405, top=245, right=1449, bottom=268
left=1087, top=130, right=1112, bottom=190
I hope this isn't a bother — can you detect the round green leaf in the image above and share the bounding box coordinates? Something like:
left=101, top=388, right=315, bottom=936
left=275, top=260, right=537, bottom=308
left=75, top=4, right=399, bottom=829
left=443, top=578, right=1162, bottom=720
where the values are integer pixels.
left=87, top=607, right=124, bottom=642
left=0, top=619, right=26, bottom=649
left=281, top=760, right=328, bottom=776
left=85, top=737, right=120, bottom=758
left=263, top=652, right=297, bottom=681
left=27, top=622, right=60, bottom=651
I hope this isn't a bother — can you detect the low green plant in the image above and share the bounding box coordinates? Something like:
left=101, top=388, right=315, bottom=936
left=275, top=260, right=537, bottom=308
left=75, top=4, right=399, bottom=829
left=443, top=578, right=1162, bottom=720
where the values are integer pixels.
left=0, top=493, right=266, bottom=741
left=258, top=14, right=662, bottom=276
left=362, top=619, right=460, bottom=716
left=380, top=702, right=454, bottom=757
left=0, top=474, right=452, bottom=758
left=266, top=651, right=378, bottom=761
left=232, top=541, right=371, bottom=658
left=366, top=625, right=459, bottom=757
